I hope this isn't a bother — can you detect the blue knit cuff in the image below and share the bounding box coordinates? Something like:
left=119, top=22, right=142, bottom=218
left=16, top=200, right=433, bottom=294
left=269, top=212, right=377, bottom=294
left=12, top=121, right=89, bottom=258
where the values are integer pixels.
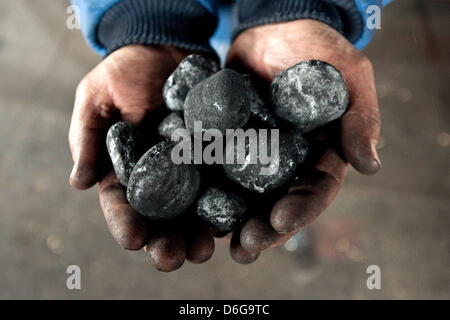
left=97, top=0, right=218, bottom=57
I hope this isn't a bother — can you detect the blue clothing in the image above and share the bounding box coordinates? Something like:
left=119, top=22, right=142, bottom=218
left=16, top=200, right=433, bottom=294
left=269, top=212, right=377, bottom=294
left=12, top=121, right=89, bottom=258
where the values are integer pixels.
left=71, top=0, right=220, bottom=56
left=72, top=0, right=393, bottom=56
left=353, top=0, right=393, bottom=50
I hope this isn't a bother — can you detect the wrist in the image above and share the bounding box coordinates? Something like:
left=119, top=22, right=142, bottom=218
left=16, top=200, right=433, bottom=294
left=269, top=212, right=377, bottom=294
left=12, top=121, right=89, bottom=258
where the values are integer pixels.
left=114, top=44, right=195, bottom=60
left=233, top=0, right=344, bottom=41
left=229, top=19, right=361, bottom=83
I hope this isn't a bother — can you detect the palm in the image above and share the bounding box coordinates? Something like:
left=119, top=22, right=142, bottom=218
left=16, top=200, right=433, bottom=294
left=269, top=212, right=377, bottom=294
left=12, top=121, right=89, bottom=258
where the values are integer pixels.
left=225, top=20, right=381, bottom=261
left=69, top=45, right=215, bottom=271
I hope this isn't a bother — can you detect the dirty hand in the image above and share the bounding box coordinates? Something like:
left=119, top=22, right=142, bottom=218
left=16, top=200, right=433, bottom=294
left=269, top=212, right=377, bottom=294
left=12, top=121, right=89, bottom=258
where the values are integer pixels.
left=69, top=45, right=215, bottom=271
left=226, top=19, right=381, bottom=263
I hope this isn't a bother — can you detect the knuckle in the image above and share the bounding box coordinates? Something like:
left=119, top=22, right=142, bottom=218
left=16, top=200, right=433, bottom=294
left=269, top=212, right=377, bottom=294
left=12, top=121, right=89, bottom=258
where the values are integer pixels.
left=75, top=77, right=90, bottom=97
left=357, top=55, right=374, bottom=72
left=359, top=110, right=381, bottom=128
left=67, top=128, right=73, bottom=148
left=346, top=107, right=380, bottom=128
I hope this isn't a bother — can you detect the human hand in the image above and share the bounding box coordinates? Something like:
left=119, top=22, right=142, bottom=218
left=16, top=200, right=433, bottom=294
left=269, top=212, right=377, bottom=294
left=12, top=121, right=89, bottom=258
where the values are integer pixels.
left=226, top=19, right=381, bottom=263
left=69, top=45, right=215, bottom=271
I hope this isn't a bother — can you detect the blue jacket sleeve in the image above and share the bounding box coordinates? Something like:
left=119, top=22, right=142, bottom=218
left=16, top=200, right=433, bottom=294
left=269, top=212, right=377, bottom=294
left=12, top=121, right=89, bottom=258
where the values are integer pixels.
left=73, top=0, right=393, bottom=56
left=72, top=0, right=221, bottom=56
left=352, top=0, right=393, bottom=50
left=71, top=0, right=121, bottom=55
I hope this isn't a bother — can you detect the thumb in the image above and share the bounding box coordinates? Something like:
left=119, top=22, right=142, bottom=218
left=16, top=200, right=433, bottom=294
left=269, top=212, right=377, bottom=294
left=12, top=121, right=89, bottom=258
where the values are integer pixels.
left=341, top=57, right=382, bottom=175
left=68, top=82, right=116, bottom=189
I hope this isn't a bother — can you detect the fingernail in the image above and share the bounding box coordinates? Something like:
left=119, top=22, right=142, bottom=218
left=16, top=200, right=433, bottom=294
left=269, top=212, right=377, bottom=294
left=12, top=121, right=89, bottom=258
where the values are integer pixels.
left=372, top=140, right=382, bottom=169
left=69, top=163, right=95, bottom=189
left=69, top=164, right=77, bottom=184
left=374, top=157, right=382, bottom=169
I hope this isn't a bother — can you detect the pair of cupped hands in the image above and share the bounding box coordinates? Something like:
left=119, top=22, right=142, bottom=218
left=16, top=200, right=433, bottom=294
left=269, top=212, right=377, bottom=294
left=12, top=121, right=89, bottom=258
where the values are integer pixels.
left=69, top=20, right=381, bottom=271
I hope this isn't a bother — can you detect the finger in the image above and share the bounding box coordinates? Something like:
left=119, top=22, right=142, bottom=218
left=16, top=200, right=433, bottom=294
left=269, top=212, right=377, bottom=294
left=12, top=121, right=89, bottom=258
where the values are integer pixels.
left=98, top=171, right=149, bottom=250
left=240, top=214, right=302, bottom=252
left=230, top=230, right=260, bottom=264
left=271, top=147, right=348, bottom=234
left=341, top=57, right=381, bottom=175
left=240, top=216, right=278, bottom=253
left=271, top=229, right=300, bottom=248
left=69, top=81, right=116, bottom=189
left=183, top=220, right=215, bottom=264
left=145, top=229, right=186, bottom=272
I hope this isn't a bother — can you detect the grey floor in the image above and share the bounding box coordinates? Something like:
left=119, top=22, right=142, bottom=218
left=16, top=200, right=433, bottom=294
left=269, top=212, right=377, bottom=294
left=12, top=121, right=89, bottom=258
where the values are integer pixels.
left=0, top=0, right=448, bottom=299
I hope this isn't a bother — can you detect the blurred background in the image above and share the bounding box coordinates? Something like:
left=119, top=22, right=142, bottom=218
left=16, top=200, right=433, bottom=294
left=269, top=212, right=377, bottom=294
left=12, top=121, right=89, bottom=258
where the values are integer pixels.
left=0, top=0, right=448, bottom=299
